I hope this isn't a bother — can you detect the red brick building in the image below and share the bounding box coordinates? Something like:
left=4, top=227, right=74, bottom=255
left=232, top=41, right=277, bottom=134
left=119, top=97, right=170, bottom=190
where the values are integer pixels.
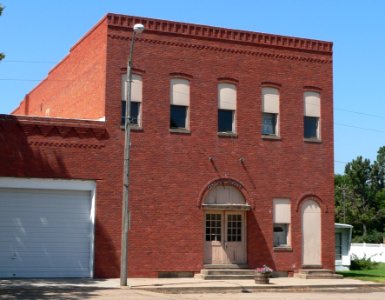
left=0, top=14, right=334, bottom=278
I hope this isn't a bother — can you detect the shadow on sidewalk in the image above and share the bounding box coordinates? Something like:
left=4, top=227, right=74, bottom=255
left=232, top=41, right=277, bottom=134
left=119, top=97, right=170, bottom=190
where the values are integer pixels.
left=0, top=279, right=117, bottom=300
left=0, top=286, right=115, bottom=300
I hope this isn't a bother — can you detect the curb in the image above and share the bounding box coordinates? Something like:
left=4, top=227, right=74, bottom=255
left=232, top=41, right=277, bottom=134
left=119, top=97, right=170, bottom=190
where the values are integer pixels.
left=133, top=283, right=385, bottom=294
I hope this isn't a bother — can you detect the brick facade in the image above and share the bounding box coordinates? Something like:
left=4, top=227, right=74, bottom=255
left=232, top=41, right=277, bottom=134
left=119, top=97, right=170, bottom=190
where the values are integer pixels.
left=1, top=14, right=334, bottom=278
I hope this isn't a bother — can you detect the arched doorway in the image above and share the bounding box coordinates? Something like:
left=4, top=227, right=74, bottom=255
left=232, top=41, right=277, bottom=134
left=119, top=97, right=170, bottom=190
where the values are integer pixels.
left=202, top=184, right=250, bottom=265
left=301, top=199, right=321, bottom=266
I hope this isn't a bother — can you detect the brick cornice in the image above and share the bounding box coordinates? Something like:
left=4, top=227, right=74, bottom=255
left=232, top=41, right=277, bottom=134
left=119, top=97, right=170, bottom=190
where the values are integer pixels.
left=0, top=115, right=107, bottom=140
left=107, top=13, right=332, bottom=55
left=108, top=34, right=332, bottom=64
left=28, top=141, right=105, bottom=149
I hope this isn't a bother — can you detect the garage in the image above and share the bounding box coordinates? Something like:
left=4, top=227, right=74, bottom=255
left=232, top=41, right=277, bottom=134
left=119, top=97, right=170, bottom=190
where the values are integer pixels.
left=0, top=178, right=95, bottom=278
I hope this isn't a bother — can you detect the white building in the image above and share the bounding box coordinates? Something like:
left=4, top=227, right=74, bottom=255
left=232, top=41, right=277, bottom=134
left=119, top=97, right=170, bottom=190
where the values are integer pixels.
left=335, top=223, right=353, bottom=271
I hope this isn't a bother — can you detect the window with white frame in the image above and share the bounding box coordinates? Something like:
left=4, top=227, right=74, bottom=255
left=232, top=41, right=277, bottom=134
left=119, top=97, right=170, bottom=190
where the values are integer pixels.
left=218, top=83, right=236, bottom=133
left=170, top=78, right=190, bottom=130
left=273, top=199, right=291, bottom=247
left=121, top=74, right=143, bottom=126
left=262, top=87, right=279, bottom=136
left=304, top=91, right=321, bottom=139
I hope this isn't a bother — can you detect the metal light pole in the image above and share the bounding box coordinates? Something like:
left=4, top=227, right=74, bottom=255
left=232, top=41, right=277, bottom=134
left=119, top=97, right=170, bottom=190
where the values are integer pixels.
left=120, top=23, right=144, bottom=287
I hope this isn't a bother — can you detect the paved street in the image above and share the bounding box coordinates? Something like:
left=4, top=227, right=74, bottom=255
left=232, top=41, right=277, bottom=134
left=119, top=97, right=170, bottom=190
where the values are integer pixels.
left=2, top=287, right=385, bottom=300
left=1, top=278, right=385, bottom=299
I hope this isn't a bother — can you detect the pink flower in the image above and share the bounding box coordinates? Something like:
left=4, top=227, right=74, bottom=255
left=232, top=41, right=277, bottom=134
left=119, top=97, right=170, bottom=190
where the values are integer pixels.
left=256, top=265, right=273, bottom=273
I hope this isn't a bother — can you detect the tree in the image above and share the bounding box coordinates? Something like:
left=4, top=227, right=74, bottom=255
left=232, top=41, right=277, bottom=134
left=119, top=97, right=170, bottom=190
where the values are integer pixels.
left=344, top=157, right=375, bottom=239
left=0, top=4, right=4, bottom=61
left=335, top=148, right=385, bottom=243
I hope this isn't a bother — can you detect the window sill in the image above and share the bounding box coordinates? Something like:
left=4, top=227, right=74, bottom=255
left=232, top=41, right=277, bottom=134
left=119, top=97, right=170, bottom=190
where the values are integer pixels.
left=217, top=132, right=238, bottom=138
left=120, top=125, right=143, bottom=131
left=304, top=138, right=322, bottom=143
left=169, top=128, right=191, bottom=135
left=273, top=246, right=293, bottom=252
left=262, top=135, right=281, bottom=141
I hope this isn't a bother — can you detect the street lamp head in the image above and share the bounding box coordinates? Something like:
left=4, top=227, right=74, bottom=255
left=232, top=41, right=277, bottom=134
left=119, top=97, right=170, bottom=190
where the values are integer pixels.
left=133, top=23, right=145, bottom=34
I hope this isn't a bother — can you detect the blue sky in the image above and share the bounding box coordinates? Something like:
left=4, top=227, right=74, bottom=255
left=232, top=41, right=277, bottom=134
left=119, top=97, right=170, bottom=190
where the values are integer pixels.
left=1, top=0, right=385, bottom=174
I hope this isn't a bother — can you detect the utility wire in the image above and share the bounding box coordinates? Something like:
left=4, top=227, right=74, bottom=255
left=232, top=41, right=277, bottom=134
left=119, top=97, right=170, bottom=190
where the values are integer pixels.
left=1, top=60, right=56, bottom=64
left=335, top=123, right=385, bottom=134
left=0, top=61, right=379, bottom=170
left=0, top=78, right=72, bottom=82
left=335, top=107, right=385, bottom=119
left=2, top=77, right=385, bottom=135
left=335, top=160, right=348, bottom=164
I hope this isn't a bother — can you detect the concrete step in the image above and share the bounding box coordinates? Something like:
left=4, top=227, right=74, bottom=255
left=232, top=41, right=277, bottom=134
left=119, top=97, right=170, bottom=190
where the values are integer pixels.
left=201, top=269, right=255, bottom=276
left=294, top=269, right=343, bottom=279
left=203, top=264, right=249, bottom=269
left=197, top=268, right=255, bottom=280
left=203, top=274, right=255, bottom=280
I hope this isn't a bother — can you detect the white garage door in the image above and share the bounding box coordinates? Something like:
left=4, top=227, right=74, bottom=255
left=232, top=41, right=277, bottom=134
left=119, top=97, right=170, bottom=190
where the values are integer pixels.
left=0, top=187, right=93, bottom=278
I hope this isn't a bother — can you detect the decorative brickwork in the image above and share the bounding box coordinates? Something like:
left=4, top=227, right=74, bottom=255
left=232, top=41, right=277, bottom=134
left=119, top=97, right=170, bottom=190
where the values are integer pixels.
left=107, top=14, right=332, bottom=54
left=107, top=35, right=332, bottom=64
left=28, top=141, right=105, bottom=149
left=0, top=115, right=107, bottom=140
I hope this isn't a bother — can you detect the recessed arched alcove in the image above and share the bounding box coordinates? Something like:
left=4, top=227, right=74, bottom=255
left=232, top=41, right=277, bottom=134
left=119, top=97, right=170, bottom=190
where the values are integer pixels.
left=202, top=182, right=249, bottom=266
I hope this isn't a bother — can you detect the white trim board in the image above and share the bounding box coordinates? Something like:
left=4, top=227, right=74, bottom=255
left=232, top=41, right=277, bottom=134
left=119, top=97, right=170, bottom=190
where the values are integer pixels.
left=0, top=177, right=96, bottom=191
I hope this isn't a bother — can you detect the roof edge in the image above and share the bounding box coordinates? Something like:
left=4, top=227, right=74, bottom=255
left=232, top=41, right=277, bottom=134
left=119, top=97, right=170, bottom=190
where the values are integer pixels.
left=0, top=114, right=106, bottom=129
left=335, top=223, right=353, bottom=228
left=106, top=13, right=333, bottom=54
left=48, top=15, right=108, bottom=76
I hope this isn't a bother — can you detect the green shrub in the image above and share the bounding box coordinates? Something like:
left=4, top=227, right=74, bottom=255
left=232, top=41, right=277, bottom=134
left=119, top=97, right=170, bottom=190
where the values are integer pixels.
left=350, top=254, right=379, bottom=270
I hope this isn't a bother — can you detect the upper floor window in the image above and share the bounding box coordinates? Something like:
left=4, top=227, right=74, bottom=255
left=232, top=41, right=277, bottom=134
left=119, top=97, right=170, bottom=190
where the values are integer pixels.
left=121, top=74, right=143, bottom=126
left=218, top=83, right=236, bottom=133
left=273, top=199, right=291, bottom=248
left=262, top=87, right=279, bottom=136
left=170, top=78, right=190, bottom=130
left=304, top=91, right=321, bottom=139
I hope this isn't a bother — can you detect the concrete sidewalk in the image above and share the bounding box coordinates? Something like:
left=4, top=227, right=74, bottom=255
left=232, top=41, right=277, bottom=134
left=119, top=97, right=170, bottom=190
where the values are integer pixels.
left=1, top=277, right=385, bottom=294
left=127, top=277, right=385, bottom=293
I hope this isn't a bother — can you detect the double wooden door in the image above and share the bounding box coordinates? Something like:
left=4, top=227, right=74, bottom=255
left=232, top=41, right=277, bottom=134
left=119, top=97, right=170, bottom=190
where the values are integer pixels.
left=204, top=211, right=246, bottom=265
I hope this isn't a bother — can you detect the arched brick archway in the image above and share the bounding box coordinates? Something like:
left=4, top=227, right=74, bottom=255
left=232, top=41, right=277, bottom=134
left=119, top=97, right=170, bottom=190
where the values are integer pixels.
left=197, top=177, right=252, bottom=208
left=295, top=193, right=327, bottom=213
left=199, top=178, right=250, bottom=266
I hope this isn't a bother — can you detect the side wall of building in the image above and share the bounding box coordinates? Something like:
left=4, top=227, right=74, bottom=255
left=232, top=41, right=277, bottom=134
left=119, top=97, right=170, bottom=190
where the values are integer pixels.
left=12, top=18, right=108, bottom=120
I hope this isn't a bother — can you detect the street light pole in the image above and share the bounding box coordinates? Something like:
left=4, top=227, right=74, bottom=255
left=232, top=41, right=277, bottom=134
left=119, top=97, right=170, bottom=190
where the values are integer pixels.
left=120, top=23, right=144, bottom=287
left=342, top=188, right=346, bottom=224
